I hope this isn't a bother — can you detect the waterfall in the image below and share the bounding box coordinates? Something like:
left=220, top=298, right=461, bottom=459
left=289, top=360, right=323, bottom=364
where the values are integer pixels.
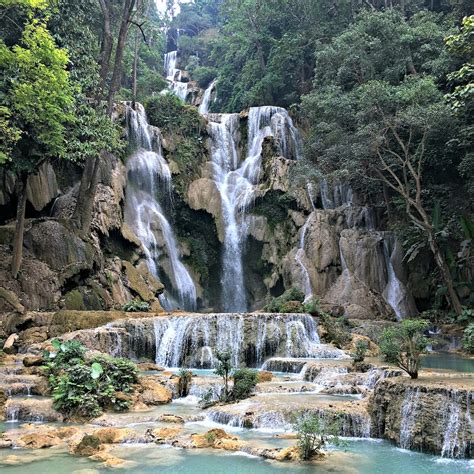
left=146, top=313, right=329, bottom=368
left=382, top=234, right=413, bottom=320
left=399, top=388, right=420, bottom=450
left=163, top=50, right=188, bottom=101
left=295, top=212, right=314, bottom=302
left=320, top=179, right=353, bottom=209
left=124, top=104, right=197, bottom=310
left=208, top=107, right=301, bottom=311
left=198, top=79, right=217, bottom=114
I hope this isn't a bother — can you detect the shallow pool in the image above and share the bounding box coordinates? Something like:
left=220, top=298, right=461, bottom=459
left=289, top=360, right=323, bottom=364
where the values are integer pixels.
left=421, top=352, right=474, bottom=373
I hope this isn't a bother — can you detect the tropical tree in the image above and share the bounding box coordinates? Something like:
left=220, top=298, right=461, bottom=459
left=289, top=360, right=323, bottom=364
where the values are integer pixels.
left=0, top=5, right=74, bottom=277
left=380, top=319, right=429, bottom=378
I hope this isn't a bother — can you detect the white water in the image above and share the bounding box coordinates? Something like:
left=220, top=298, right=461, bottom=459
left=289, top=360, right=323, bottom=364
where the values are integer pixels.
left=382, top=235, right=412, bottom=320
left=124, top=104, right=197, bottom=310
left=399, top=388, right=420, bottom=450
left=207, top=107, right=302, bottom=311
left=152, top=313, right=327, bottom=368
left=441, top=392, right=472, bottom=458
left=198, top=79, right=217, bottom=114
left=164, top=51, right=188, bottom=101
left=294, top=212, right=314, bottom=302
left=320, top=179, right=353, bottom=209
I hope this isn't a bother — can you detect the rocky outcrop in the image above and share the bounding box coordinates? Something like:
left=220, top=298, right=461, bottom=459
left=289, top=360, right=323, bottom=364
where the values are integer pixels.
left=369, top=377, right=473, bottom=458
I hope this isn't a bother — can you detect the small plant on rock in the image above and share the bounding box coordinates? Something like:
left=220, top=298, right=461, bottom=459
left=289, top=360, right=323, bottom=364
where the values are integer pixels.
left=232, top=368, right=258, bottom=401
left=215, top=350, right=232, bottom=401
left=293, top=412, right=341, bottom=461
left=380, top=319, right=429, bottom=379
left=122, top=299, right=150, bottom=312
left=351, top=340, right=368, bottom=365
left=264, top=287, right=305, bottom=313
left=177, top=368, right=193, bottom=397
left=462, top=323, right=474, bottom=354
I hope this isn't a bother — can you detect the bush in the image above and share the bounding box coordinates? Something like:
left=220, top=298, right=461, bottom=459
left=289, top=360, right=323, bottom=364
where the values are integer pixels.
left=462, top=323, right=474, bottom=354
left=122, top=299, right=150, bottom=312
left=44, top=340, right=139, bottom=418
left=264, top=287, right=305, bottom=312
left=232, top=368, right=258, bottom=401
left=193, top=66, right=217, bottom=88
left=319, top=314, right=352, bottom=348
left=380, top=319, right=429, bottom=379
left=215, top=350, right=232, bottom=401
left=177, top=368, right=193, bottom=397
left=293, top=412, right=341, bottom=461
left=351, top=340, right=368, bottom=364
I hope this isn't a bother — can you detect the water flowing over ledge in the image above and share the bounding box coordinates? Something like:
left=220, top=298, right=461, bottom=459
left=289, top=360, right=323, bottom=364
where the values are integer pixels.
left=66, top=313, right=348, bottom=368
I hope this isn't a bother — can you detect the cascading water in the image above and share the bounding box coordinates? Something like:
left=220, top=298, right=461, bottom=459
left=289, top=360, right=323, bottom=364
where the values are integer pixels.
left=164, top=50, right=188, bottom=101
left=207, top=107, right=302, bottom=311
left=124, top=104, right=197, bottom=310
left=198, top=79, right=217, bottom=114
left=320, top=179, right=353, bottom=209
left=128, top=313, right=336, bottom=368
left=382, top=234, right=414, bottom=320
left=399, top=388, right=420, bottom=450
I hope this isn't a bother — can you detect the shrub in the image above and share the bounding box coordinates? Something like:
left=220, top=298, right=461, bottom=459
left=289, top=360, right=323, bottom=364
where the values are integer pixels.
left=177, top=368, right=193, bottom=397
left=351, top=340, right=368, bottom=364
left=319, top=314, right=352, bottom=348
left=380, top=319, right=429, bottom=379
left=44, top=340, right=139, bottom=418
left=264, top=287, right=305, bottom=312
left=304, top=298, right=321, bottom=315
left=462, top=323, right=474, bottom=354
left=122, top=299, right=150, bottom=312
left=232, top=368, right=258, bottom=401
left=215, top=350, right=233, bottom=401
left=293, top=412, right=341, bottom=461
left=193, top=66, right=217, bottom=88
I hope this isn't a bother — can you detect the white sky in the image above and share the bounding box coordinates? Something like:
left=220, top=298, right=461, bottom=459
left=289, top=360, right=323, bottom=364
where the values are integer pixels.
left=155, top=0, right=192, bottom=16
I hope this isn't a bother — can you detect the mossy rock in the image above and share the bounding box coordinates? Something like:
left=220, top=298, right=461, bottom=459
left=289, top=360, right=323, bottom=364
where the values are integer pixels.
left=64, top=290, right=86, bottom=311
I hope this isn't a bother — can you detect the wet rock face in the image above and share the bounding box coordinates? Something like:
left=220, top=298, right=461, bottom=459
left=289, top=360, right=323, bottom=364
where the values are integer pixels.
left=369, top=378, right=473, bottom=458
left=66, top=313, right=348, bottom=368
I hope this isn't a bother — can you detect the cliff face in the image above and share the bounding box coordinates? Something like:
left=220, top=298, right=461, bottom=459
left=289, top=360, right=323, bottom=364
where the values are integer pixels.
left=0, top=102, right=422, bottom=320
left=369, top=377, right=473, bottom=458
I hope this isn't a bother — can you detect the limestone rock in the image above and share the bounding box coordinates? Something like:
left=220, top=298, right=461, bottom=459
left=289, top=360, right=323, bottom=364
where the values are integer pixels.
left=26, top=162, right=59, bottom=211
left=122, top=261, right=154, bottom=302
left=70, top=434, right=102, bottom=457
left=17, top=432, right=61, bottom=449
left=139, top=376, right=173, bottom=405
left=0, top=287, right=24, bottom=313
left=3, top=333, right=19, bottom=354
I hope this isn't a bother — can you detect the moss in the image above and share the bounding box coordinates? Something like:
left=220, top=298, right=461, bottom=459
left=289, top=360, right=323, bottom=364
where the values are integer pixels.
left=64, top=290, right=86, bottom=311
left=250, top=191, right=297, bottom=231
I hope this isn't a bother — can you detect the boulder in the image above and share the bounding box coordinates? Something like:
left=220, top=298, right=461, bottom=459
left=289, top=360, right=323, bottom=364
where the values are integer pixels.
left=17, top=432, right=61, bottom=449
left=70, top=434, right=102, bottom=457
left=0, top=287, right=24, bottom=313
left=139, top=377, right=173, bottom=405
left=93, top=428, right=135, bottom=444
left=3, top=333, right=19, bottom=354
left=23, top=355, right=44, bottom=367
left=26, top=162, right=58, bottom=212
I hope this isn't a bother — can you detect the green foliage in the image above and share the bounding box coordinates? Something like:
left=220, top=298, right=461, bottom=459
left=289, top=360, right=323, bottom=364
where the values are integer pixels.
left=177, top=368, right=193, bottom=397
left=122, top=299, right=151, bottom=312
left=380, top=319, right=430, bottom=379
left=44, top=339, right=139, bottom=418
left=232, top=368, right=258, bottom=401
left=264, top=287, right=305, bottom=313
left=0, top=16, right=74, bottom=169
left=319, top=314, right=352, bottom=348
left=214, top=349, right=232, bottom=400
left=351, top=340, right=368, bottom=364
left=193, top=66, right=217, bottom=88
left=293, top=412, right=341, bottom=461
left=462, top=323, right=474, bottom=353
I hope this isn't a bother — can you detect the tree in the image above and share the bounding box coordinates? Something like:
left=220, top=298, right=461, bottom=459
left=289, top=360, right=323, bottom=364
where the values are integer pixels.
left=0, top=12, right=74, bottom=277
left=302, top=10, right=464, bottom=315
left=380, top=319, right=429, bottom=378
left=293, top=412, right=341, bottom=461
left=214, top=349, right=232, bottom=400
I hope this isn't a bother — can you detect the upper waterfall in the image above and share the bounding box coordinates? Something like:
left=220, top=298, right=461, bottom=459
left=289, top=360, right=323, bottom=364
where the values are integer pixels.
left=199, top=79, right=217, bottom=114
left=124, top=103, right=197, bottom=310
left=207, top=107, right=302, bottom=311
left=164, top=50, right=188, bottom=101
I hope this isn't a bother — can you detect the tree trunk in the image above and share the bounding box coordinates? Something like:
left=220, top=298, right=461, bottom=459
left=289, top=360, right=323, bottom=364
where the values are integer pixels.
left=71, top=153, right=102, bottom=235
left=11, top=175, right=28, bottom=279
left=427, top=230, right=463, bottom=315
left=107, top=0, right=136, bottom=116
left=96, top=0, right=113, bottom=104
left=131, top=24, right=139, bottom=110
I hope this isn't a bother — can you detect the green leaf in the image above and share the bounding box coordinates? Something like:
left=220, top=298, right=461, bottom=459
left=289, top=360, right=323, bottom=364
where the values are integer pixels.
left=90, top=362, right=103, bottom=380
left=51, top=339, right=61, bottom=350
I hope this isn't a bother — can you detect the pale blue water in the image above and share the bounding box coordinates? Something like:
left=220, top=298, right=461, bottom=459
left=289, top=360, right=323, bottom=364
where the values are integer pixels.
left=422, top=353, right=474, bottom=373
left=1, top=440, right=472, bottom=473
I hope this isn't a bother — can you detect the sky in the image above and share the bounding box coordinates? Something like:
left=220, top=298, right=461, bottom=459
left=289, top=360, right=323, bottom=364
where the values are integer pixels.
left=155, top=0, right=192, bottom=16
